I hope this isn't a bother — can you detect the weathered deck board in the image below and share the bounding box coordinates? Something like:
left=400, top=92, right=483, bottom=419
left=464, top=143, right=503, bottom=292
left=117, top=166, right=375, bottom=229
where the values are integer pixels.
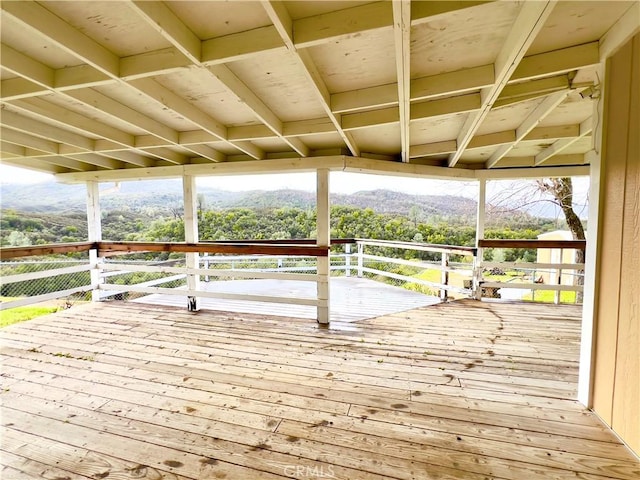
left=134, top=276, right=441, bottom=322
left=1, top=300, right=639, bottom=479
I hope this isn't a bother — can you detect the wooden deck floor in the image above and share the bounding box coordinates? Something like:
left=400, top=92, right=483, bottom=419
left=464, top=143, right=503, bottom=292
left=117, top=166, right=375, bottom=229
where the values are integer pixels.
left=1, top=300, right=639, bottom=479
left=134, top=277, right=441, bottom=322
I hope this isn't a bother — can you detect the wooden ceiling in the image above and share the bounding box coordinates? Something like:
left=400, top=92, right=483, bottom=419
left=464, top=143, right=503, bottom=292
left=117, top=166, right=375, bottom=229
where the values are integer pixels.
left=0, top=1, right=637, bottom=182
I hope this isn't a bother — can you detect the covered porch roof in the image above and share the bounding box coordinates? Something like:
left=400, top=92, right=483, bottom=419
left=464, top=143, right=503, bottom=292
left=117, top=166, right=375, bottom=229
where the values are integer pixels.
left=1, top=1, right=637, bottom=183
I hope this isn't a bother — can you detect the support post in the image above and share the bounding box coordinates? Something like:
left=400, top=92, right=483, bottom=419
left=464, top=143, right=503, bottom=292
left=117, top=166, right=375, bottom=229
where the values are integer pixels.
left=86, top=181, right=102, bottom=302
left=345, top=243, right=351, bottom=277
left=183, top=175, right=200, bottom=312
left=474, top=178, right=487, bottom=299
left=316, top=169, right=330, bottom=324
left=357, top=242, right=364, bottom=277
left=578, top=61, right=605, bottom=407
left=440, top=252, right=449, bottom=301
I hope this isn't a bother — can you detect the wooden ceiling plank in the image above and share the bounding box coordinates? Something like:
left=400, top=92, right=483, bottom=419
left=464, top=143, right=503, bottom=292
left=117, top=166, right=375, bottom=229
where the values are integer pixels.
left=1, top=110, right=94, bottom=151
left=120, top=47, right=191, bottom=80
left=65, top=89, right=179, bottom=144
left=0, top=44, right=54, bottom=88
left=262, top=1, right=355, bottom=157
left=101, top=150, right=157, bottom=168
left=599, top=1, right=640, bottom=61
left=293, top=1, right=490, bottom=49
left=293, top=2, right=392, bottom=49
left=535, top=116, right=592, bottom=166
left=411, top=1, right=493, bottom=25
left=201, top=26, right=285, bottom=66
left=448, top=1, right=557, bottom=167
left=497, top=74, right=570, bottom=103
left=179, top=144, right=225, bottom=163
left=411, top=64, right=495, bottom=103
left=11, top=97, right=135, bottom=148
left=127, top=77, right=264, bottom=160
left=127, top=78, right=227, bottom=140
left=40, top=155, right=96, bottom=172
left=411, top=93, right=481, bottom=120
left=0, top=129, right=59, bottom=154
left=0, top=141, right=25, bottom=157
left=129, top=1, right=283, bottom=158
left=129, top=1, right=201, bottom=64
left=0, top=78, right=44, bottom=101
left=409, top=140, right=457, bottom=159
left=331, top=84, right=398, bottom=114
left=486, top=89, right=570, bottom=168
left=342, top=108, right=399, bottom=131
left=65, top=152, right=125, bottom=170
left=54, top=65, right=111, bottom=91
left=0, top=157, right=68, bottom=174
left=1, top=1, right=119, bottom=77
left=392, top=0, right=411, bottom=162
left=512, top=42, right=599, bottom=82
left=137, top=147, right=188, bottom=165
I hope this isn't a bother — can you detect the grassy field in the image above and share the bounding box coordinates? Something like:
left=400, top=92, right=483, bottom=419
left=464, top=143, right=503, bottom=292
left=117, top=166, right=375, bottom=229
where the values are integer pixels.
left=0, top=298, right=59, bottom=328
left=522, top=290, right=578, bottom=304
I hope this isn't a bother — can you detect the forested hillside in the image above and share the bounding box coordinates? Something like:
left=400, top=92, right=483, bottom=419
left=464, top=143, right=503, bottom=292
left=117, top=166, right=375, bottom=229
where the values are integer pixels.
left=2, top=181, right=562, bottom=263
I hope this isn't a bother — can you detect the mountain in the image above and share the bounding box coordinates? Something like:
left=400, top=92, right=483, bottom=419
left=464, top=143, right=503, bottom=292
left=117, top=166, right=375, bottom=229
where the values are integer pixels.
left=0, top=180, right=478, bottom=219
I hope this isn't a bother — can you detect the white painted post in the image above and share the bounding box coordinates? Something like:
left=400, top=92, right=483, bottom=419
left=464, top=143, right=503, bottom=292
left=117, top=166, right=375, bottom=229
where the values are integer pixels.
left=86, top=181, right=102, bottom=302
left=357, top=242, right=364, bottom=278
left=578, top=64, right=606, bottom=406
left=440, top=252, right=449, bottom=301
left=345, top=243, right=351, bottom=277
left=474, top=178, right=487, bottom=299
left=316, top=169, right=330, bottom=324
left=554, top=248, right=563, bottom=304
left=183, top=175, right=200, bottom=312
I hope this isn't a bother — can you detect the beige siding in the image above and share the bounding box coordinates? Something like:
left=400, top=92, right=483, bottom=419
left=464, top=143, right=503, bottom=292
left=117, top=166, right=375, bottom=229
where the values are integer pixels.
left=592, top=34, right=640, bottom=456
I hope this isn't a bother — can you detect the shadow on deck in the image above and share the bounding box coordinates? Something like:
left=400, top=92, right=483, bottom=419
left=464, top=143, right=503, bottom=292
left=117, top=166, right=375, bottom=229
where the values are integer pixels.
left=1, top=300, right=639, bottom=479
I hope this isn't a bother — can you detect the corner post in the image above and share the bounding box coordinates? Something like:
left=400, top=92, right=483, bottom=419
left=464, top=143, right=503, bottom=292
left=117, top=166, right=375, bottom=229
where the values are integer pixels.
left=474, top=178, right=487, bottom=299
left=183, top=175, right=200, bottom=312
left=578, top=61, right=606, bottom=407
left=86, top=181, right=102, bottom=302
left=316, top=168, right=330, bottom=324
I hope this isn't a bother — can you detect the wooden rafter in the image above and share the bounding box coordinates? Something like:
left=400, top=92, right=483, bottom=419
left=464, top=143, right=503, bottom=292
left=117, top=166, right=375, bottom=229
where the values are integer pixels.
left=392, top=0, right=411, bottom=162
left=129, top=0, right=309, bottom=157
left=486, top=90, right=570, bottom=168
left=535, top=117, right=593, bottom=166
left=448, top=1, right=557, bottom=167
left=260, top=0, right=359, bottom=157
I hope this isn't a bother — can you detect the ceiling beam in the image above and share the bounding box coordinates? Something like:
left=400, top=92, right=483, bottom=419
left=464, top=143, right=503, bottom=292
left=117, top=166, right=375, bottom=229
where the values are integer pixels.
left=261, top=1, right=358, bottom=156
left=486, top=90, right=570, bottom=168
left=535, top=116, right=592, bottom=166
left=128, top=0, right=307, bottom=157
left=0, top=157, right=69, bottom=174
left=0, top=128, right=59, bottom=154
left=1, top=1, right=119, bottom=77
left=342, top=93, right=480, bottom=131
left=448, top=1, right=557, bottom=167
left=598, top=1, right=640, bottom=61
left=129, top=1, right=201, bottom=64
left=126, top=77, right=261, bottom=160
left=293, top=1, right=491, bottom=49
left=392, top=0, right=411, bottom=162
left=1, top=109, right=94, bottom=151
left=512, top=42, right=599, bottom=82
left=409, top=123, right=586, bottom=160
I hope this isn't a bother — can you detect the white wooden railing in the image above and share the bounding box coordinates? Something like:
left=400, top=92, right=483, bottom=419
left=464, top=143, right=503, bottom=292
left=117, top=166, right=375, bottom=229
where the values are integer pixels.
left=0, top=238, right=587, bottom=315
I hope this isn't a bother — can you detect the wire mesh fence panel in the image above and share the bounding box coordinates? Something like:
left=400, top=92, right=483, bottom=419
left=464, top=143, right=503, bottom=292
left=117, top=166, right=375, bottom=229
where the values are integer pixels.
left=1, top=257, right=91, bottom=298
